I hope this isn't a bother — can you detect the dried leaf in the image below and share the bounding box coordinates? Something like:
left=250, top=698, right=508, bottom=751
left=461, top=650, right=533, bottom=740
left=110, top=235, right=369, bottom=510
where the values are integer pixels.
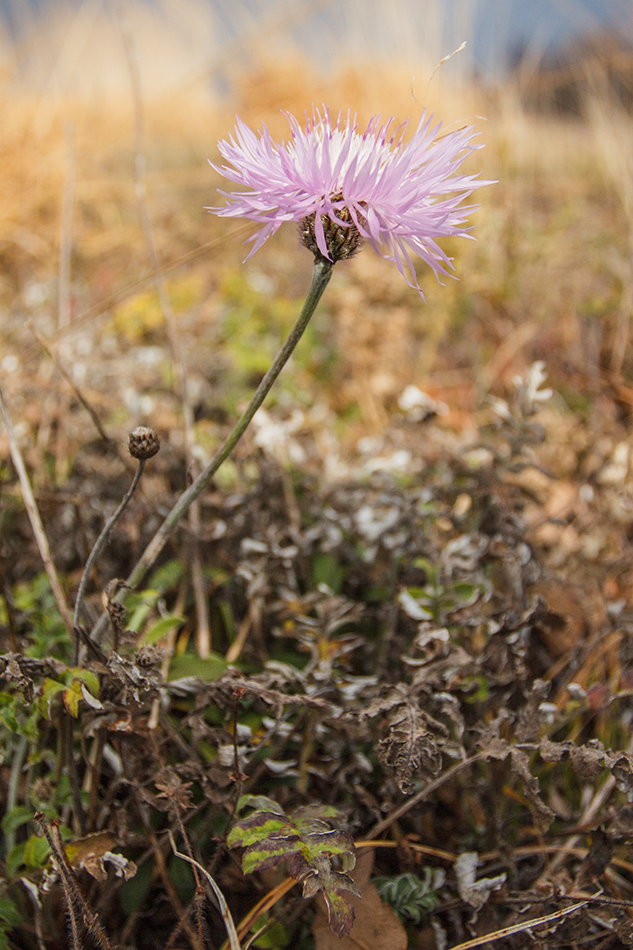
left=479, top=736, right=555, bottom=830
left=454, top=852, right=506, bottom=910
left=575, top=829, right=613, bottom=888
left=65, top=832, right=137, bottom=882
left=364, top=686, right=459, bottom=792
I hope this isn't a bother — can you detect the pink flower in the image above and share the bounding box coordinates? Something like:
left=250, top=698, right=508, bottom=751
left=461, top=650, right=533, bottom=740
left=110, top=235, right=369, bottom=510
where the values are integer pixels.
left=208, top=107, right=491, bottom=297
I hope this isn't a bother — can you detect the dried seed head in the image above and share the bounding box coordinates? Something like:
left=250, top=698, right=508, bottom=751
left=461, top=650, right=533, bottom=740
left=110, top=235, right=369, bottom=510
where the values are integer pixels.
left=128, top=426, right=160, bottom=460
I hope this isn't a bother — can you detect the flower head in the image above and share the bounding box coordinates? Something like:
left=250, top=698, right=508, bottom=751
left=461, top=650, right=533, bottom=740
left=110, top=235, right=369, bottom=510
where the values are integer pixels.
left=208, top=107, right=492, bottom=297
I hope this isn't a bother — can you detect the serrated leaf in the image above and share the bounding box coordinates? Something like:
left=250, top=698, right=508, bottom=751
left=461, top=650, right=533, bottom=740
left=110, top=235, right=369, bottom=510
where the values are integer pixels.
left=303, top=865, right=361, bottom=938
left=242, top=836, right=303, bottom=874
left=228, top=799, right=358, bottom=937
left=227, top=812, right=291, bottom=848
left=294, top=829, right=356, bottom=861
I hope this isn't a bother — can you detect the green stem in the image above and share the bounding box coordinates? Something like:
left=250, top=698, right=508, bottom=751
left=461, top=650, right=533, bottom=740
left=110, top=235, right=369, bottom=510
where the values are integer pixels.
left=91, top=257, right=334, bottom=641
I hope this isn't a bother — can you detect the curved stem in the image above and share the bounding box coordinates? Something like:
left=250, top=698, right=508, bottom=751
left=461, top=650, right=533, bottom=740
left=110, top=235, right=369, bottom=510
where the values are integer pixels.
left=74, top=460, right=146, bottom=651
left=90, top=257, right=334, bottom=641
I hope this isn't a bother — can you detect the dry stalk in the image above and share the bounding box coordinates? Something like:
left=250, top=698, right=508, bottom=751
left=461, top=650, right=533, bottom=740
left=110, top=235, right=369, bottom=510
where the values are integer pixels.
left=447, top=900, right=589, bottom=950
left=58, top=121, right=75, bottom=332
left=168, top=830, right=242, bottom=950
left=130, top=788, right=200, bottom=949
left=0, top=380, right=74, bottom=634
left=73, top=457, right=147, bottom=638
left=119, top=5, right=211, bottom=658
left=35, top=813, right=114, bottom=950
left=538, top=732, right=633, bottom=882
left=27, top=323, right=116, bottom=451
left=368, top=752, right=486, bottom=839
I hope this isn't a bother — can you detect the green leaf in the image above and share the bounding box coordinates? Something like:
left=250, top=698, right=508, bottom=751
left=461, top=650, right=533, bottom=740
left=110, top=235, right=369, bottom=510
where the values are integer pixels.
left=39, top=678, right=65, bottom=720
left=2, top=806, right=32, bottom=836
left=0, top=693, right=19, bottom=732
left=22, top=834, right=51, bottom=869
left=142, top=614, right=185, bottom=645
left=227, top=811, right=290, bottom=848
left=228, top=799, right=358, bottom=937
left=313, top=870, right=360, bottom=938
left=149, top=559, right=185, bottom=594
left=62, top=668, right=100, bottom=694
left=310, top=553, right=346, bottom=593
left=63, top=680, right=83, bottom=717
left=241, top=836, right=303, bottom=874
left=127, top=600, right=155, bottom=633
left=167, top=653, right=227, bottom=682
left=0, top=895, right=21, bottom=928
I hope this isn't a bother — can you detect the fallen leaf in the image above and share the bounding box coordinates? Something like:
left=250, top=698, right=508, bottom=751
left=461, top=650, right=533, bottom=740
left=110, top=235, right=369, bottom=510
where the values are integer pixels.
left=313, top=881, right=407, bottom=950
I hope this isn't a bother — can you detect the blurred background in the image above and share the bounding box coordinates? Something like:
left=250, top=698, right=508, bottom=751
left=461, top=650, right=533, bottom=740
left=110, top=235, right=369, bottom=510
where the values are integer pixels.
left=1, top=0, right=633, bottom=94
left=2, top=0, right=633, bottom=478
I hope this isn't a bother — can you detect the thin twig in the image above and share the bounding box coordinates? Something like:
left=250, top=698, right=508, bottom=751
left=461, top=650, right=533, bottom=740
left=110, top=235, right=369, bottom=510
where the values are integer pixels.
left=0, top=381, right=73, bottom=633
left=131, top=790, right=200, bottom=949
left=119, top=6, right=212, bottom=658
left=447, top=900, right=589, bottom=950
left=168, top=830, right=242, bottom=950
left=368, top=753, right=486, bottom=838
left=36, top=813, right=114, bottom=950
left=174, top=813, right=206, bottom=950
left=73, top=459, right=146, bottom=643
left=58, top=121, right=75, bottom=332
left=539, top=732, right=633, bottom=882
left=231, top=877, right=296, bottom=946
left=27, top=323, right=115, bottom=449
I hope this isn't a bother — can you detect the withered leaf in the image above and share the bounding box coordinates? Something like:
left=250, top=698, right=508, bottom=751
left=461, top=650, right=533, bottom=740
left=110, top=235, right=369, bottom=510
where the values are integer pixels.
left=479, top=736, right=555, bottom=830
left=65, top=832, right=137, bottom=882
left=575, top=829, right=613, bottom=888
left=454, top=852, right=506, bottom=911
left=539, top=738, right=633, bottom=795
left=363, top=686, right=455, bottom=793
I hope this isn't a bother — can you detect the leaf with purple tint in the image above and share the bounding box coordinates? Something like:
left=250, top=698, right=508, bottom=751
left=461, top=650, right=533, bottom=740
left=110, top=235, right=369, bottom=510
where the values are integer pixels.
left=228, top=797, right=360, bottom=936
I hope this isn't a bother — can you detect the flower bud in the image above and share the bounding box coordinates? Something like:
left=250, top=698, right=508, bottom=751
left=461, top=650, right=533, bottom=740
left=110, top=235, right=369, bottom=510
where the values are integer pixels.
left=128, top=426, right=160, bottom=460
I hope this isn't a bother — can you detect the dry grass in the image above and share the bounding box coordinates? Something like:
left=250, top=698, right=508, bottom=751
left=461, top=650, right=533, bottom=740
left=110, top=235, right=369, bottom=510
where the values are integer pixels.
left=1, top=2, right=632, bottom=489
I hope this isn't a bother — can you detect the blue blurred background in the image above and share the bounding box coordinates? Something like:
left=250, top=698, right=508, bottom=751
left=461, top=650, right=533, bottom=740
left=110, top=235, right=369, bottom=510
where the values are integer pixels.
left=1, top=0, right=632, bottom=96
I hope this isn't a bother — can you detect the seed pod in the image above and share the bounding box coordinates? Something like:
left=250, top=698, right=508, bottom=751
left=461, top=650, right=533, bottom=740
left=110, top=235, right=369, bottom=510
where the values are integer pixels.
left=128, top=426, right=160, bottom=460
